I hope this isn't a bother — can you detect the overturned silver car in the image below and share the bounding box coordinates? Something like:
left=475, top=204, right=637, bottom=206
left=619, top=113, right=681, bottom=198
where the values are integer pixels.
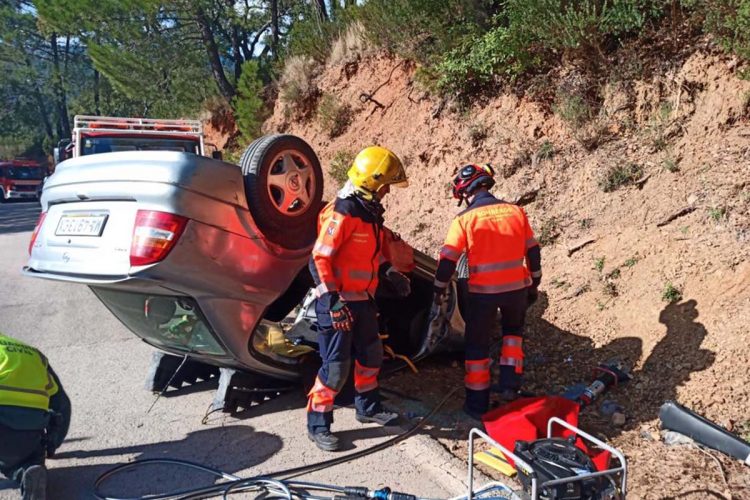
left=24, top=135, right=464, bottom=408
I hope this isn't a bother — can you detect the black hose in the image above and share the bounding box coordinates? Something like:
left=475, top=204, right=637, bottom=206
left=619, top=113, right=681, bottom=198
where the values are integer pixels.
left=93, top=387, right=459, bottom=500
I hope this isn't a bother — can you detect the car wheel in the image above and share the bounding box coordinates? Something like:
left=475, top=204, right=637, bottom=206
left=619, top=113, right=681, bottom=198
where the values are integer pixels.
left=239, top=135, right=323, bottom=249
left=0, top=189, right=6, bottom=203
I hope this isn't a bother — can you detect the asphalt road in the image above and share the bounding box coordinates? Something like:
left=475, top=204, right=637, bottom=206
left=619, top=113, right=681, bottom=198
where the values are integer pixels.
left=0, top=201, right=473, bottom=500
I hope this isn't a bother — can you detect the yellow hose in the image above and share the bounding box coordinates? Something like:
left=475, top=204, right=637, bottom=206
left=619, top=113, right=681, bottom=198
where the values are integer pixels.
left=380, top=334, right=419, bottom=374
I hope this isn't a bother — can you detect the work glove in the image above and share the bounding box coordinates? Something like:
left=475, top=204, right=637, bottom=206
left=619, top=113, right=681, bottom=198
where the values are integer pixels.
left=330, top=297, right=354, bottom=332
left=527, top=286, right=539, bottom=307
left=386, top=267, right=411, bottom=297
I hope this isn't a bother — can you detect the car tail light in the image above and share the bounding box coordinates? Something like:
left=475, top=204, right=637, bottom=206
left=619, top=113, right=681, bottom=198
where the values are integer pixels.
left=130, top=210, right=188, bottom=266
left=28, top=212, right=47, bottom=255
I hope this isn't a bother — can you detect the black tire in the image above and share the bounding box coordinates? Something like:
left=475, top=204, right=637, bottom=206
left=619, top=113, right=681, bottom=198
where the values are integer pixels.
left=239, top=135, right=323, bottom=249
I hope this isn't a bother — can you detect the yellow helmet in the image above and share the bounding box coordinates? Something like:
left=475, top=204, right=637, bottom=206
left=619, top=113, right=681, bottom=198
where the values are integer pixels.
left=347, top=146, right=408, bottom=200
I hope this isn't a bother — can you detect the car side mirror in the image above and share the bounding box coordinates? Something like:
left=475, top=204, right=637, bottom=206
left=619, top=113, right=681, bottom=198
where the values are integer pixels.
left=211, top=151, right=223, bottom=161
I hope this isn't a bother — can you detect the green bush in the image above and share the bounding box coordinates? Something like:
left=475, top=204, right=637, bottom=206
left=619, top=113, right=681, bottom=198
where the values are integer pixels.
left=662, top=282, right=682, bottom=303
left=329, top=150, right=355, bottom=187
left=554, top=91, right=595, bottom=129
left=434, top=25, right=532, bottom=97
left=537, top=217, right=561, bottom=246
left=354, top=0, right=483, bottom=64
left=233, top=61, right=266, bottom=140
left=317, top=94, right=352, bottom=138
left=429, top=0, right=667, bottom=98
left=281, top=0, right=750, bottom=106
left=701, top=0, right=750, bottom=63
left=286, top=6, right=353, bottom=63
left=598, top=162, right=644, bottom=192
left=505, top=0, right=657, bottom=58
left=537, top=140, right=555, bottom=161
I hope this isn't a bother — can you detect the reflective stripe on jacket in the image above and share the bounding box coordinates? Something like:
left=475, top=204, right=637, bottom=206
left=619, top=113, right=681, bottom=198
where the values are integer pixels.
left=0, top=334, right=58, bottom=411
left=311, top=198, right=386, bottom=302
left=435, top=192, right=540, bottom=294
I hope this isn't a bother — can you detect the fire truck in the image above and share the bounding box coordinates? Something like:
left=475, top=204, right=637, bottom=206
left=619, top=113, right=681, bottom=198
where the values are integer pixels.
left=0, top=159, right=46, bottom=202
left=54, top=115, right=220, bottom=164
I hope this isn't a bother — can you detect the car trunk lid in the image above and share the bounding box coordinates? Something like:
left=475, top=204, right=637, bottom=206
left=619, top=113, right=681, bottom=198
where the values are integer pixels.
left=28, top=201, right=138, bottom=279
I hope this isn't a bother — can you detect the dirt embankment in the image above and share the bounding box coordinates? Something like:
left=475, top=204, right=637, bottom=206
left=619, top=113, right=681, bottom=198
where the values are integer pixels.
left=261, top=48, right=750, bottom=497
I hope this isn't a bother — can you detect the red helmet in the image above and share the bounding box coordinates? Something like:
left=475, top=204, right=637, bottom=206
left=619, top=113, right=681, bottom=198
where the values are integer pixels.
left=451, top=163, right=496, bottom=205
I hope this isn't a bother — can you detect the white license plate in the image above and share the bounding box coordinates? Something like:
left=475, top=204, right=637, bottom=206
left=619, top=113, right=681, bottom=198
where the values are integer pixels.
left=55, top=214, right=109, bottom=237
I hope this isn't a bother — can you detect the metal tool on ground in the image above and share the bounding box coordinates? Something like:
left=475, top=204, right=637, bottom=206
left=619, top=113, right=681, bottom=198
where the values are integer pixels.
left=576, top=361, right=632, bottom=408
left=467, top=418, right=627, bottom=500
left=659, top=400, right=750, bottom=466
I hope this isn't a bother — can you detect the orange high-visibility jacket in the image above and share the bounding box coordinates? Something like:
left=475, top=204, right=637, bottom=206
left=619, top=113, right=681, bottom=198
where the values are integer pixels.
left=311, top=198, right=388, bottom=302
left=434, top=192, right=541, bottom=294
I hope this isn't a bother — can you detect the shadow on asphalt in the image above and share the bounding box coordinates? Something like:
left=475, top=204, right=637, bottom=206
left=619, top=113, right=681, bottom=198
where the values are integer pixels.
left=0, top=201, right=41, bottom=234
left=334, top=425, right=403, bottom=452
left=201, top=391, right=404, bottom=452
left=50, top=425, right=283, bottom=498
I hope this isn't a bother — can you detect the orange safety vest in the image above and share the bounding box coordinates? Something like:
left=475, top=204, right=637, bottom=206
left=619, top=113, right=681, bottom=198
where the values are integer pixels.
left=312, top=199, right=386, bottom=301
left=440, top=200, right=537, bottom=294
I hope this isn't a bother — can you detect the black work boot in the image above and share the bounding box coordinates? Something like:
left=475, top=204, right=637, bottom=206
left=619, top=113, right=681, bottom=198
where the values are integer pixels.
left=463, top=404, right=486, bottom=422
left=21, top=465, right=47, bottom=500
left=355, top=408, right=399, bottom=426
left=308, top=430, right=340, bottom=452
left=498, top=388, right=520, bottom=402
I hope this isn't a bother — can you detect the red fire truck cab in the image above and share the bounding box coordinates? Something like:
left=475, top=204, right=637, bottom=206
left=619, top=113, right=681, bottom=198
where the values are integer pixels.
left=0, top=159, right=46, bottom=202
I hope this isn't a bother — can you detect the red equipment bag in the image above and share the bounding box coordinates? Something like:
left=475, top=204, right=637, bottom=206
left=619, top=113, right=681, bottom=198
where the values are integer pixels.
left=482, top=396, right=612, bottom=471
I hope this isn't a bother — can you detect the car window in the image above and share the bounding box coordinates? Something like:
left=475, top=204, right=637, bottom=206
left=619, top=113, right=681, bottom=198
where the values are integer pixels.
left=5, top=167, right=44, bottom=180
left=82, top=136, right=200, bottom=155
left=92, top=289, right=227, bottom=356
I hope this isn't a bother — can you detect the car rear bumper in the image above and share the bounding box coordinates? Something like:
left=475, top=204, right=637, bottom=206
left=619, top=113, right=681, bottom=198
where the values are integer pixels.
left=22, top=267, right=129, bottom=284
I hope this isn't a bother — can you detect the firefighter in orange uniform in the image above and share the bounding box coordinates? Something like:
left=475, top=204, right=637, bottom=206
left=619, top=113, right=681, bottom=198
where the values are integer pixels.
left=307, top=146, right=411, bottom=451
left=433, top=164, right=542, bottom=419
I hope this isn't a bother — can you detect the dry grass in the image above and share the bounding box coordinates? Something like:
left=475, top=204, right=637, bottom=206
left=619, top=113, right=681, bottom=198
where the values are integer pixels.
left=279, top=56, right=321, bottom=118
left=330, top=22, right=372, bottom=66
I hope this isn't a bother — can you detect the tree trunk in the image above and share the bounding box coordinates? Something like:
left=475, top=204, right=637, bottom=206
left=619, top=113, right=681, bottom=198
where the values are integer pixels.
left=194, top=7, right=236, bottom=100
left=224, top=0, right=243, bottom=82
left=232, top=24, right=243, bottom=81
left=314, top=0, right=328, bottom=21
left=50, top=33, right=71, bottom=139
left=94, top=68, right=101, bottom=115
left=32, top=89, right=54, bottom=142
left=270, top=0, right=279, bottom=59
left=24, top=56, right=54, bottom=142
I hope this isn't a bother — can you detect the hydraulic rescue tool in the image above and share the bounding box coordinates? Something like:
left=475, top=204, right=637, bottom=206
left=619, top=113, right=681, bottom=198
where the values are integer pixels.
left=577, top=360, right=632, bottom=408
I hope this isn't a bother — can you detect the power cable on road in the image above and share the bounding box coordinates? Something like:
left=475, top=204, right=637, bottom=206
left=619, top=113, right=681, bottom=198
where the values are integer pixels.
left=93, top=387, right=459, bottom=500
